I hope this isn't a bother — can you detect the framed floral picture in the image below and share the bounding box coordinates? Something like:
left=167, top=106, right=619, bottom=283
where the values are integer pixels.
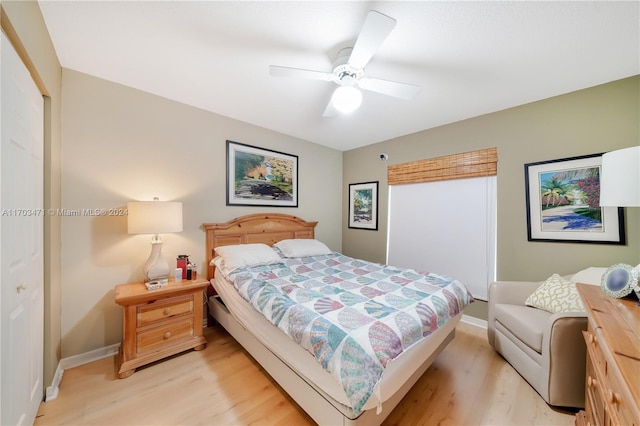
left=348, top=181, right=378, bottom=230
left=524, top=153, right=625, bottom=244
left=226, top=140, right=298, bottom=207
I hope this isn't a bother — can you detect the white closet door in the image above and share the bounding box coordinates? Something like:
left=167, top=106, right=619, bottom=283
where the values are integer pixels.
left=1, top=32, right=45, bottom=426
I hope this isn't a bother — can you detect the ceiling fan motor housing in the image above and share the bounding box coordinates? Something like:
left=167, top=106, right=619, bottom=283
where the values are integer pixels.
left=332, top=47, right=364, bottom=86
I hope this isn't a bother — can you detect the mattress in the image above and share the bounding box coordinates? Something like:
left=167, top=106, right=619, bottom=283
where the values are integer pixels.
left=209, top=272, right=461, bottom=413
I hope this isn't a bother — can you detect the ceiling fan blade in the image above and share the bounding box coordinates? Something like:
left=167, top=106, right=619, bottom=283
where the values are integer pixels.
left=348, top=10, right=396, bottom=70
left=269, top=65, right=333, bottom=81
left=359, top=77, right=420, bottom=100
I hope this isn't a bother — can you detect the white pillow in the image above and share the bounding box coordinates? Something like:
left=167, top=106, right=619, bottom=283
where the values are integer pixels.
left=571, top=267, right=609, bottom=286
left=274, top=239, right=332, bottom=258
left=213, top=243, right=282, bottom=274
left=209, top=255, right=225, bottom=273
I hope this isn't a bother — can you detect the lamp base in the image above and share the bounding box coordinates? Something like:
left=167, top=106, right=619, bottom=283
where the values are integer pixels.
left=143, top=240, right=170, bottom=282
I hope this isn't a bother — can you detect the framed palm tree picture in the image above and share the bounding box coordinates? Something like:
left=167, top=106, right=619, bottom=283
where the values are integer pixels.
left=348, top=181, right=378, bottom=230
left=524, top=153, right=625, bottom=244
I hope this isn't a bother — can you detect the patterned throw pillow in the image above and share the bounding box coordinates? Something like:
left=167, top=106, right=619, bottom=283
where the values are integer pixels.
left=525, top=273, right=585, bottom=313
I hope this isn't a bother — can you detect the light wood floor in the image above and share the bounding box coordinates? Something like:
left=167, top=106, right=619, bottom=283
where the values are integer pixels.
left=35, top=322, right=576, bottom=425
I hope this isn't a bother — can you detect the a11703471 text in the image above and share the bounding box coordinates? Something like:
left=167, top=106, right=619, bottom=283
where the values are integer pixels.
left=1, top=208, right=128, bottom=217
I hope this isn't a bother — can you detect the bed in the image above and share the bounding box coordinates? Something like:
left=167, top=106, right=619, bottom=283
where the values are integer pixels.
left=203, top=213, right=471, bottom=425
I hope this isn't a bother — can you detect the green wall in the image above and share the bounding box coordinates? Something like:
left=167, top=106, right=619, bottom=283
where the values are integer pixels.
left=343, top=76, right=639, bottom=318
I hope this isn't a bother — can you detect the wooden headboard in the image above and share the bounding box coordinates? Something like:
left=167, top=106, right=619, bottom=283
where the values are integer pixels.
left=203, top=213, right=318, bottom=280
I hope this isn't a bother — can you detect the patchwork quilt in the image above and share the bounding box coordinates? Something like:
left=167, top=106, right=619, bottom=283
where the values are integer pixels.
left=226, top=252, right=473, bottom=415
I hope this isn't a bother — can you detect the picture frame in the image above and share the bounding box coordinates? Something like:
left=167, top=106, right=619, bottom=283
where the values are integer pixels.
left=600, top=263, right=638, bottom=299
left=348, top=181, right=378, bottom=230
left=226, top=140, right=298, bottom=207
left=524, top=153, right=625, bottom=244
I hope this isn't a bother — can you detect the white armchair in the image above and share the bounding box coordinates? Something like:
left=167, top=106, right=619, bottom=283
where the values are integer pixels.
left=487, top=278, right=588, bottom=408
left=487, top=267, right=612, bottom=407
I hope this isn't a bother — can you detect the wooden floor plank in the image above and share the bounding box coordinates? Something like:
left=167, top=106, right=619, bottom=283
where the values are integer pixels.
left=35, top=322, right=575, bottom=425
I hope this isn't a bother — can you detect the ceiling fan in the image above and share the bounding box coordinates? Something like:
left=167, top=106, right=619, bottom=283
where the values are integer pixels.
left=269, top=10, right=420, bottom=117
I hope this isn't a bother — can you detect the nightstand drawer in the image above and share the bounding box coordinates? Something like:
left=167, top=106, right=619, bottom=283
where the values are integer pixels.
left=136, top=318, right=194, bottom=354
left=136, top=295, right=194, bottom=327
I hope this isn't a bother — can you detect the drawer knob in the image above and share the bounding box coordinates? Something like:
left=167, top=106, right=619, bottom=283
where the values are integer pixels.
left=587, top=333, right=596, bottom=345
left=163, top=308, right=171, bottom=316
left=163, top=331, right=171, bottom=340
left=587, top=376, right=597, bottom=388
left=608, top=390, right=620, bottom=404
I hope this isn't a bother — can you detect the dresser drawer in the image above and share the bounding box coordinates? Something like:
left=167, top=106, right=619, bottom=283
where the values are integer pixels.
left=606, top=363, right=636, bottom=426
left=584, top=324, right=606, bottom=374
left=136, top=318, right=194, bottom=354
left=585, top=351, right=605, bottom=426
left=136, top=295, right=194, bottom=327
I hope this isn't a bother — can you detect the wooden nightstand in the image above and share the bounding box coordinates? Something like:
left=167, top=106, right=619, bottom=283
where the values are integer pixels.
left=115, top=278, right=209, bottom=378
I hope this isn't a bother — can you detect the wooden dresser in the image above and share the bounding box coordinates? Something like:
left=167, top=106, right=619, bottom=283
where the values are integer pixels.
left=576, top=284, right=640, bottom=426
left=115, top=278, right=209, bottom=378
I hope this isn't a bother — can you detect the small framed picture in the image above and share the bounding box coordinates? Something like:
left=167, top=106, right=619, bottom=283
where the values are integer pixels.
left=600, top=263, right=638, bottom=299
left=348, top=181, right=378, bottom=230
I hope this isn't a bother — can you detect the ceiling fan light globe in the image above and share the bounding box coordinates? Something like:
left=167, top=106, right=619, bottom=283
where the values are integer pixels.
left=332, top=86, right=362, bottom=114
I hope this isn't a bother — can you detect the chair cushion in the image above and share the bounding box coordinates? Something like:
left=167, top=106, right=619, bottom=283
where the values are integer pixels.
left=493, top=303, right=550, bottom=353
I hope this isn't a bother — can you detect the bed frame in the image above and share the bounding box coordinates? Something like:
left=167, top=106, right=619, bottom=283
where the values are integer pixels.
left=203, top=213, right=457, bottom=426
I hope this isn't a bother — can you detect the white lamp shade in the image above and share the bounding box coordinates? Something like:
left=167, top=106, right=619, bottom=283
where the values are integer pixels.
left=600, top=146, right=640, bottom=207
left=127, top=200, right=183, bottom=234
left=332, top=86, right=363, bottom=113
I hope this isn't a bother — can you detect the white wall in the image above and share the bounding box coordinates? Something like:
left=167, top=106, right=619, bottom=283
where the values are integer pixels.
left=60, top=69, right=343, bottom=357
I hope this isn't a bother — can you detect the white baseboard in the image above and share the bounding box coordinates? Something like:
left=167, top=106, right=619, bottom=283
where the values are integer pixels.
left=60, top=343, right=120, bottom=370
left=45, top=363, right=64, bottom=402
left=44, top=343, right=120, bottom=401
left=461, top=314, right=488, bottom=329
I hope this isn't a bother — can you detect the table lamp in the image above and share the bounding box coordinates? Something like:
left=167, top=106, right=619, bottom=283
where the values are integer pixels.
left=600, top=145, right=640, bottom=302
left=127, top=197, right=183, bottom=283
left=600, top=146, right=640, bottom=208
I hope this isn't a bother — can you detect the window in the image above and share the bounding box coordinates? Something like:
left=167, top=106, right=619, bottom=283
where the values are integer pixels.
left=387, top=148, right=497, bottom=300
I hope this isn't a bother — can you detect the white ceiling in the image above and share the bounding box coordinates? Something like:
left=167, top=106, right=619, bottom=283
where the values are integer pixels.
left=38, top=1, right=639, bottom=151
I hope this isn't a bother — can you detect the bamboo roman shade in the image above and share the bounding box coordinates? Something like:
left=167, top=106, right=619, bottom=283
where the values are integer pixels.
left=388, top=147, right=497, bottom=185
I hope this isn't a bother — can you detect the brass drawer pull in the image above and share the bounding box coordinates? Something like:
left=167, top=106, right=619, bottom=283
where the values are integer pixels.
left=163, top=332, right=171, bottom=340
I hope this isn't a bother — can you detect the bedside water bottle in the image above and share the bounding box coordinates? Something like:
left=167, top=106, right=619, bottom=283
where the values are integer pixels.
left=186, top=263, right=193, bottom=280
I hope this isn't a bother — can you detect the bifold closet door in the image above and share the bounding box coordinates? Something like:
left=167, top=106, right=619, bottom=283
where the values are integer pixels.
left=1, top=32, right=45, bottom=426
